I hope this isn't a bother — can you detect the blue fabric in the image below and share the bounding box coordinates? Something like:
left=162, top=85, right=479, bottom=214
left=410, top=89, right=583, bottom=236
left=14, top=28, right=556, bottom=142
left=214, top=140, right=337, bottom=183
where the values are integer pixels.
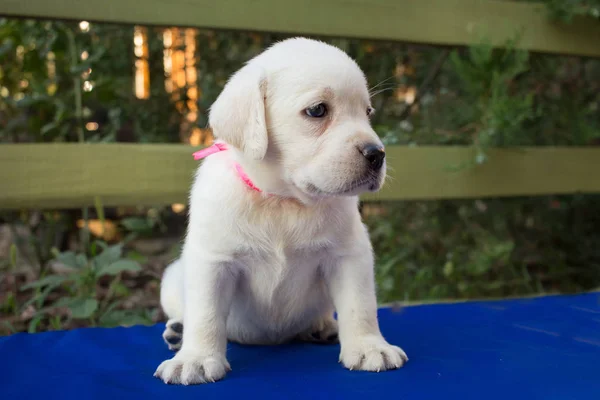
left=1, top=293, right=599, bottom=400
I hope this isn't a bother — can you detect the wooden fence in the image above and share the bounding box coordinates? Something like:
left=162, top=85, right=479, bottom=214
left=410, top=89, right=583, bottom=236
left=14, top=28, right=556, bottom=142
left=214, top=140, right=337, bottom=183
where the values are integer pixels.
left=1, top=0, right=600, bottom=209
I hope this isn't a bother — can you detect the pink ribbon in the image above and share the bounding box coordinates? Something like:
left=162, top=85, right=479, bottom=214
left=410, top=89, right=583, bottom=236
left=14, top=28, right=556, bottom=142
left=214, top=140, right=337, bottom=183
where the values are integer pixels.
left=192, top=142, right=262, bottom=193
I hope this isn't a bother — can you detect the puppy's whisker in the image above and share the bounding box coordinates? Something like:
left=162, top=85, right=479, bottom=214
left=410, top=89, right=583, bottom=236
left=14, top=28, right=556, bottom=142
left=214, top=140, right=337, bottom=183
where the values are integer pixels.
left=369, top=86, right=399, bottom=98
left=369, top=82, right=398, bottom=92
left=368, top=84, right=398, bottom=95
left=369, top=76, right=397, bottom=92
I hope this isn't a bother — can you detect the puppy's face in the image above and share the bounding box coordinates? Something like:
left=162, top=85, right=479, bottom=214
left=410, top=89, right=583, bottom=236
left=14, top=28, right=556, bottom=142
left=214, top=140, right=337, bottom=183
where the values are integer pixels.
left=209, top=38, right=386, bottom=199
left=266, top=61, right=385, bottom=198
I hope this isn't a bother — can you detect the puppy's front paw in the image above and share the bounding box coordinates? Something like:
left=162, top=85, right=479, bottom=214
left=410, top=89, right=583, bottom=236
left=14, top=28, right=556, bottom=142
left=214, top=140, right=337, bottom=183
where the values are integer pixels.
left=340, top=336, right=408, bottom=372
left=154, top=351, right=231, bottom=385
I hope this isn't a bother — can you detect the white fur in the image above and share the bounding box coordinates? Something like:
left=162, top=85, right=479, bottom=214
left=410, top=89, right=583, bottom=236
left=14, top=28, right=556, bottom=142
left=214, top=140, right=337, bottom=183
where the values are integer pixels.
left=154, top=37, right=408, bottom=385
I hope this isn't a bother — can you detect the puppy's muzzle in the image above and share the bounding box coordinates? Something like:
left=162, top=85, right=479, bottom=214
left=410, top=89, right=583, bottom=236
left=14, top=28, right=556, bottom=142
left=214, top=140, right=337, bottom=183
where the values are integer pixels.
left=359, top=144, right=385, bottom=171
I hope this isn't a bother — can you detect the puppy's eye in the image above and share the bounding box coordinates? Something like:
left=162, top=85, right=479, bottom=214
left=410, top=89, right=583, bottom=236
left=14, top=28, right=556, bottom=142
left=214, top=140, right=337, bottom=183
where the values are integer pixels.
left=305, top=103, right=328, bottom=118
left=367, top=106, right=375, bottom=117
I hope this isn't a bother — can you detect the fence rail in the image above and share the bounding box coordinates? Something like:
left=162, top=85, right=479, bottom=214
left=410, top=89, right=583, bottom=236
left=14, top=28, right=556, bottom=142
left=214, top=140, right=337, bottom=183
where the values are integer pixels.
left=1, top=0, right=600, bottom=57
left=1, top=1, right=600, bottom=210
left=1, top=144, right=599, bottom=209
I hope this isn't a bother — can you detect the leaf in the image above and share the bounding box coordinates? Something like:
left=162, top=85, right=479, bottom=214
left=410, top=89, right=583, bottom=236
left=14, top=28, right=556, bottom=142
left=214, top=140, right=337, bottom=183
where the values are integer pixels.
left=0, top=38, right=14, bottom=57
left=99, top=309, right=152, bottom=328
left=55, top=298, right=98, bottom=319
left=1, top=292, right=17, bottom=313
left=69, top=62, right=90, bottom=75
left=109, top=281, right=130, bottom=297
left=9, top=244, right=17, bottom=268
left=2, top=321, right=16, bottom=334
left=21, top=281, right=61, bottom=309
left=70, top=298, right=98, bottom=319
left=15, top=93, right=50, bottom=107
left=93, top=243, right=123, bottom=268
left=69, top=48, right=106, bottom=74
left=89, top=241, right=98, bottom=258
left=121, top=217, right=152, bottom=233
left=52, top=250, right=79, bottom=269
left=98, top=260, right=141, bottom=277
left=98, top=300, right=121, bottom=320
left=443, top=261, right=454, bottom=277
left=52, top=297, right=73, bottom=308
left=40, top=121, right=58, bottom=135
left=28, top=314, right=44, bottom=333
left=94, top=197, right=105, bottom=228
left=75, top=253, right=88, bottom=269
left=49, top=316, right=63, bottom=331
left=126, top=250, right=148, bottom=264
left=122, top=232, right=138, bottom=245
left=21, top=274, right=68, bottom=290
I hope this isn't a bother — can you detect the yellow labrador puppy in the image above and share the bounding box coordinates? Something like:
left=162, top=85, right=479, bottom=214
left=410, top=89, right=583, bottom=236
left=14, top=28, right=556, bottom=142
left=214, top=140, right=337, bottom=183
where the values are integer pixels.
left=155, top=37, right=408, bottom=385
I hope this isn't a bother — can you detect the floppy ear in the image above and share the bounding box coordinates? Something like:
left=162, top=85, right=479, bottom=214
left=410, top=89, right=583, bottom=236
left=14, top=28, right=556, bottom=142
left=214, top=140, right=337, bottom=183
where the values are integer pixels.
left=208, top=64, right=268, bottom=161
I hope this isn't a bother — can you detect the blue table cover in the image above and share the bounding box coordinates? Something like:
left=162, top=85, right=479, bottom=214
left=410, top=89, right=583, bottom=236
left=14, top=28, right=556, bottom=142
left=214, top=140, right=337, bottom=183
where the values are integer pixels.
left=1, top=292, right=599, bottom=400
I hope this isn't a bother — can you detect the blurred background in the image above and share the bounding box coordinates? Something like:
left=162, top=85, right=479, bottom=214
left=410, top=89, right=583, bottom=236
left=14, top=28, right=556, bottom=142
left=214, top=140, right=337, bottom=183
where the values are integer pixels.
left=1, top=0, right=600, bottom=335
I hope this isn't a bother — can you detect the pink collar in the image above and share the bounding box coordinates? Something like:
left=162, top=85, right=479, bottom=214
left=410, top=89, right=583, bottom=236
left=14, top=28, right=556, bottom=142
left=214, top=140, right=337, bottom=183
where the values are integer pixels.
left=192, top=142, right=263, bottom=193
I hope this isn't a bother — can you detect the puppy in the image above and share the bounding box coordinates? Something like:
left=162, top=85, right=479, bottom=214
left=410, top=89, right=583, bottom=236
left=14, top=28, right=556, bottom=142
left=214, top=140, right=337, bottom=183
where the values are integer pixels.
left=154, top=37, right=408, bottom=385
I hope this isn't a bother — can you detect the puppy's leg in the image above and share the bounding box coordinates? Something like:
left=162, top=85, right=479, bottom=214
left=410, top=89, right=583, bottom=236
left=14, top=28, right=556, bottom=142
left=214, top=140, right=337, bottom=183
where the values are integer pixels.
left=160, top=260, right=184, bottom=351
left=327, top=231, right=408, bottom=372
left=154, top=250, right=237, bottom=385
left=297, top=309, right=339, bottom=344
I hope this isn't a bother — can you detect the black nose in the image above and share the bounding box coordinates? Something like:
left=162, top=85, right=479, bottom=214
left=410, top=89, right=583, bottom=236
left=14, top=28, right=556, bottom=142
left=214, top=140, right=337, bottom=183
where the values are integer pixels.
left=360, top=144, right=385, bottom=170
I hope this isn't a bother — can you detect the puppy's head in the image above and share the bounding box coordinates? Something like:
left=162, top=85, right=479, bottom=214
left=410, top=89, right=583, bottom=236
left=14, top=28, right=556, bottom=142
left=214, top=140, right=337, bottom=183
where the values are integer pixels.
left=209, top=37, right=385, bottom=200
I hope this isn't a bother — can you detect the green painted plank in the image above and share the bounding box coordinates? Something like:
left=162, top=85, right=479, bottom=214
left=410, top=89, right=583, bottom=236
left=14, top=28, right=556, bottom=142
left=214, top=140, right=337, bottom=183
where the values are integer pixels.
left=1, top=144, right=599, bottom=210
left=365, top=146, right=600, bottom=201
left=0, top=143, right=197, bottom=210
left=1, top=0, right=599, bottom=57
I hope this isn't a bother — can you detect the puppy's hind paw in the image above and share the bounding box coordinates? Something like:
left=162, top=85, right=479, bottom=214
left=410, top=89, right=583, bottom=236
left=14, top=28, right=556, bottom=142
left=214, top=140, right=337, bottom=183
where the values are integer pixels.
left=297, top=317, right=339, bottom=344
left=163, top=319, right=183, bottom=351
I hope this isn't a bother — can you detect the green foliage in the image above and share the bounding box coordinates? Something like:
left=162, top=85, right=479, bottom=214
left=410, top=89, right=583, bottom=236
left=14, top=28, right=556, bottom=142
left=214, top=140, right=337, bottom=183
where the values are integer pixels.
left=368, top=195, right=600, bottom=303
left=542, top=0, right=600, bottom=21
left=1, top=292, right=17, bottom=314
left=448, top=35, right=536, bottom=163
left=364, top=25, right=600, bottom=302
left=513, top=0, right=600, bottom=22
left=0, top=18, right=180, bottom=144
left=120, top=210, right=168, bottom=236
left=19, top=239, right=149, bottom=332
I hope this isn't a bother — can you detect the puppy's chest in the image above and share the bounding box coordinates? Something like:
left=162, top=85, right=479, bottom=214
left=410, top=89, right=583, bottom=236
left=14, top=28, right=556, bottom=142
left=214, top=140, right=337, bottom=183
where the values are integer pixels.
left=236, top=213, right=336, bottom=290
left=238, top=237, right=331, bottom=316
left=241, top=217, right=334, bottom=265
